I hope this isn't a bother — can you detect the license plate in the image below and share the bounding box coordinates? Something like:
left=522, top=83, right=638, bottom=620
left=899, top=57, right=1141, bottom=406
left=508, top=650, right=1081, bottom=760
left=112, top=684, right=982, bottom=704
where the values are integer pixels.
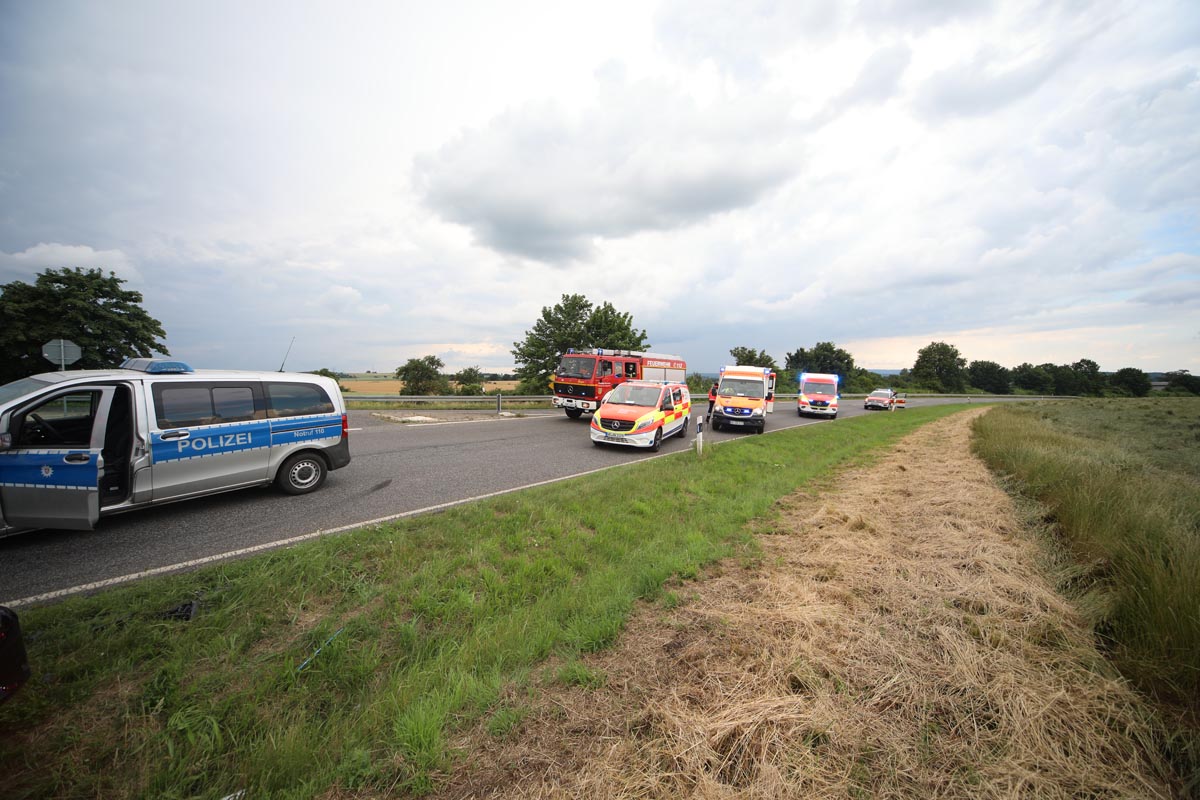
left=729, top=420, right=744, bottom=426
left=603, top=433, right=624, bottom=442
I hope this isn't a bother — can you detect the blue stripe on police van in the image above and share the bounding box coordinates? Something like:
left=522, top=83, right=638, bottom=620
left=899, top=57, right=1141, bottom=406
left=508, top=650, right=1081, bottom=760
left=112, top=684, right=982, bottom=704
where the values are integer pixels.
left=152, top=420, right=274, bottom=464
left=151, top=414, right=343, bottom=464
left=0, top=452, right=96, bottom=489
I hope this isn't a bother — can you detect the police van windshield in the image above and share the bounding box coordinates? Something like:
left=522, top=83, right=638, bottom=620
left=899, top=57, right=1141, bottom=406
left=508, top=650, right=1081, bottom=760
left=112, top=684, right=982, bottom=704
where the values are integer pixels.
left=719, top=378, right=765, bottom=398
left=556, top=356, right=595, bottom=380
left=0, top=377, right=51, bottom=406
left=801, top=380, right=836, bottom=395
left=605, top=383, right=663, bottom=407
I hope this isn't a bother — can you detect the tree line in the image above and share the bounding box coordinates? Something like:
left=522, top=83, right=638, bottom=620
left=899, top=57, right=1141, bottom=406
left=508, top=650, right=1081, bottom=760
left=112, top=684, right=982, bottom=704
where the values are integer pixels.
left=3, top=274, right=1196, bottom=399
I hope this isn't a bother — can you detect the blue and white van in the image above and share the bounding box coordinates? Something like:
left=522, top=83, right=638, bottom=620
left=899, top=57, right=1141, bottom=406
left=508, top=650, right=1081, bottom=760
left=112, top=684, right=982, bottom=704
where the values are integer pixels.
left=0, top=359, right=350, bottom=534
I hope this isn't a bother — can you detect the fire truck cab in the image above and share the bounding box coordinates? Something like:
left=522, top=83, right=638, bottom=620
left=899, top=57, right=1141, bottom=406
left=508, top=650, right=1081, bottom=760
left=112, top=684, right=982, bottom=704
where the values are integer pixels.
left=552, top=348, right=686, bottom=418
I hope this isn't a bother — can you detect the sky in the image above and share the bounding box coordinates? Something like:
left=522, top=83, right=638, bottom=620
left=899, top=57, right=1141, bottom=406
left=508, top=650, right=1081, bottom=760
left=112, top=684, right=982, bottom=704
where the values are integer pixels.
left=1, top=0, right=1197, bottom=376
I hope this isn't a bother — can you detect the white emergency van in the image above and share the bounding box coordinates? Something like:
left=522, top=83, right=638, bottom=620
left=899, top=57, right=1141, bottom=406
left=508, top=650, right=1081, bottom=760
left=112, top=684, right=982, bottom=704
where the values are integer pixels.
left=0, top=359, right=350, bottom=534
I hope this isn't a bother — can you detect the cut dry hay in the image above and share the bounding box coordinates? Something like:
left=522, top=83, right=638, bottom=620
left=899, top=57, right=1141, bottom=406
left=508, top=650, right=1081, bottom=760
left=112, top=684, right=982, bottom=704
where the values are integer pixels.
left=432, top=409, right=1176, bottom=799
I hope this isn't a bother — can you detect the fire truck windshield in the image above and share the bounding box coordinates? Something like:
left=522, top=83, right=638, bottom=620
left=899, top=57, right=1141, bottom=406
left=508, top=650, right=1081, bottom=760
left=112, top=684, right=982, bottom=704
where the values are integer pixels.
left=719, top=378, right=765, bottom=398
left=605, top=383, right=663, bottom=407
left=556, top=356, right=596, bottom=379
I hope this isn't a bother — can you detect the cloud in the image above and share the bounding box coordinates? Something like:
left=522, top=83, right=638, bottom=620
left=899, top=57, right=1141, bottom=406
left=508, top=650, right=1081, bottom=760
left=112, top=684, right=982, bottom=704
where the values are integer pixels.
left=416, top=87, right=800, bottom=262
left=314, top=285, right=390, bottom=317
left=0, top=243, right=140, bottom=284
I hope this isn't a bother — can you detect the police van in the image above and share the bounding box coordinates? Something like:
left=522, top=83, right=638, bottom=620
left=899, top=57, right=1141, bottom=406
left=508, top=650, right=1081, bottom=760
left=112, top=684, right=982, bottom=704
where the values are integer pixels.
left=0, top=359, right=351, bottom=534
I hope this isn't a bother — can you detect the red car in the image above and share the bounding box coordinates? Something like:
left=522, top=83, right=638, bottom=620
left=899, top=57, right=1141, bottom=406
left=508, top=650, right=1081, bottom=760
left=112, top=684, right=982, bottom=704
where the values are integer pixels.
left=864, top=389, right=896, bottom=410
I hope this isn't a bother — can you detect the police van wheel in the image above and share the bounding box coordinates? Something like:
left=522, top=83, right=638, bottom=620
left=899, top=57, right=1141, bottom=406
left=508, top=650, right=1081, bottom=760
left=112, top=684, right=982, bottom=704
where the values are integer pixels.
left=649, top=428, right=663, bottom=452
left=565, top=408, right=583, bottom=419
left=277, top=453, right=327, bottom=495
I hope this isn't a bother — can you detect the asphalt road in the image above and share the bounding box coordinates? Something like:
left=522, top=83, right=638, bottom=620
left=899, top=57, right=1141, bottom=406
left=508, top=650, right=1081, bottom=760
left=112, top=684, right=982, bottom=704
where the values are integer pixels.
left=0, top=396, right=1002, bottom=605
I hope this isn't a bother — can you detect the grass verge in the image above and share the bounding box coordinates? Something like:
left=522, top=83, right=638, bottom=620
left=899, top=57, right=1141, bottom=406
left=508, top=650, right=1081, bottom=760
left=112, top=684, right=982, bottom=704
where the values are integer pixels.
left=1, top=405, right=965, bottom=799
left=972, top=397, right=1200, bottom=794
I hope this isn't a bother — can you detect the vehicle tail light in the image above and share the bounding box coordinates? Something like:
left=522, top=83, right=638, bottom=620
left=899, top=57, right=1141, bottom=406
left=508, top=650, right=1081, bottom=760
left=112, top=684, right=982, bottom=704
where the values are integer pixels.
left=341, top=414, right=349, bottom=438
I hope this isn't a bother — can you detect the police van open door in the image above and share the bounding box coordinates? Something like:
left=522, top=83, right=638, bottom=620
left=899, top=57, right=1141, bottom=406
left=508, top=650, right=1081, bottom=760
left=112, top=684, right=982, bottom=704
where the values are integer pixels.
left=766, top=371, right=777, bottom=413
left=0, top=386, right=117, bottom=530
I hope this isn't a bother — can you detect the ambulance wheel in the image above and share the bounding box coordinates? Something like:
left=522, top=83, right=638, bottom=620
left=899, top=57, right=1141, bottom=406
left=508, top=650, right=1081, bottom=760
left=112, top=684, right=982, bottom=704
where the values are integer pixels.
left=676, top=416, right=689, bottom=438
left=711, top=420, right=721, bottom=432
left=277, top=452, right=327, bottom=495
left=797, top=408, right=803, bottom=417
left=649, top=428, right=663, bottom=452
left=565, top=408, right=583, bottom=419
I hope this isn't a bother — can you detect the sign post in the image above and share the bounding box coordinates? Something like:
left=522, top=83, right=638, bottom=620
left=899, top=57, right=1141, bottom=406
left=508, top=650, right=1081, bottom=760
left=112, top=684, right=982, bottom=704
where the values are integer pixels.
left=42, top=339, right=82, bottom=371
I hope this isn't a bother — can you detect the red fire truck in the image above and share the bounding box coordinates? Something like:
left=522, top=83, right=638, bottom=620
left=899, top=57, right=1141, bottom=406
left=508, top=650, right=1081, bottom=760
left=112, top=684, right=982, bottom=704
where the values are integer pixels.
left=552, top=348, right=687, bottom=418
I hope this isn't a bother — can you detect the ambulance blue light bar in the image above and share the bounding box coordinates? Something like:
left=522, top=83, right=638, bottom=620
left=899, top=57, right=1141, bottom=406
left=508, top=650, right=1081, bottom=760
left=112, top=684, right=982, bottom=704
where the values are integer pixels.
left=121, top=358, right=195, bottom=374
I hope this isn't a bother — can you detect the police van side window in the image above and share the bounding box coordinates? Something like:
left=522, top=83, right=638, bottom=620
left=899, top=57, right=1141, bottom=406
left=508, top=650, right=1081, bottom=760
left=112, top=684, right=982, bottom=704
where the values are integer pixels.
left=14, top=391, right=101, bottom=447
left=153, top=384, right=262, bottom=428
left=265, top=383, right=333, bottom=418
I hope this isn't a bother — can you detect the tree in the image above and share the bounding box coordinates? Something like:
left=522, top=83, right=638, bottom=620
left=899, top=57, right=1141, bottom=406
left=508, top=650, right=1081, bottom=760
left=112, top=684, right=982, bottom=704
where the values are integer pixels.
left=307, top=368, right=347, bottom=392
left=1109, top=367, right=1151, bottom=397
left=1165, top=370, right=1200, bottom=395
left=0, top=267, right=169, bottom=383
left=453, top=366, right=485, bottom=395
left=910, top=342, right=966, bottom=392
left=1042, top=363, right=1081, bottom=396
left=785, top=342, right=855, bottom=377
left=1011, top=362, right=1055, bottom=394
left=967, top=360, right=1011, bottom=394
left=395, top=355, right=449, bottom=395
left=729, top=346, right=778, bottom=370
left=1071, top=359, right=1104, bottom=396
left=511, top=294, right=648, bottom=393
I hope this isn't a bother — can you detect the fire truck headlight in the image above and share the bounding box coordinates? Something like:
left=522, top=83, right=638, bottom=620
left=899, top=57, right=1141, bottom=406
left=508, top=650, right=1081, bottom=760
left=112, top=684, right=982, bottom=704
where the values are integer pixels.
left=633, top=417, right=654, bottom=432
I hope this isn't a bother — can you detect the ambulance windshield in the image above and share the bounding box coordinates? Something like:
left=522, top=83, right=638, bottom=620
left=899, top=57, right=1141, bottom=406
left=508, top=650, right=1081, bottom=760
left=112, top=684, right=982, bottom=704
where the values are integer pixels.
left=0, top=376, right=52, bottom=406
left=605, top=383, right=663, bottom=407
left=556, top=356, right=596, bottom=380
left=801, top=380, right=836, bottom=395
left=719, top=378, right=765, bottom=398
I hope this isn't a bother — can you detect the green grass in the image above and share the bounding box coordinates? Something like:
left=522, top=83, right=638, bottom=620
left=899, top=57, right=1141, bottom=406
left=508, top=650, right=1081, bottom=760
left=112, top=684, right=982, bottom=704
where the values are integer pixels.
left=972, top=397, right=1200, bottom=795
left=1, top=405, right=966, bottom=799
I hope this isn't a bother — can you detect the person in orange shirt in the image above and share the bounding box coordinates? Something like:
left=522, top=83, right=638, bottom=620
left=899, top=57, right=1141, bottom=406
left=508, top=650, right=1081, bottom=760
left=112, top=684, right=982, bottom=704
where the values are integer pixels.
left=707, top=381, right=718, bottom=421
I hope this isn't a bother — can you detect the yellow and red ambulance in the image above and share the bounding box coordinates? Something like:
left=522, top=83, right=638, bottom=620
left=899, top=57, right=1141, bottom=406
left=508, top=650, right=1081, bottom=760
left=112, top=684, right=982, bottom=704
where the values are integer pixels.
left=590, top=380, right=691, bottom=451
left=711, top=365, right=776, bottom=434
left=553, top=348, right=686, bottom=418
left=797, top=372, right=840, bottom=418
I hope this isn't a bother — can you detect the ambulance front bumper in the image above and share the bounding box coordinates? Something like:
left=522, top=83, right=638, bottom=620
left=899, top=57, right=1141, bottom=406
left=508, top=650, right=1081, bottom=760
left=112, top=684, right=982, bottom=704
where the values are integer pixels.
left=712, top=408, right=765, bottom=430
left=590, top=427, right=656, bottom=448
left=798, top=402, right=838, bottom=416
